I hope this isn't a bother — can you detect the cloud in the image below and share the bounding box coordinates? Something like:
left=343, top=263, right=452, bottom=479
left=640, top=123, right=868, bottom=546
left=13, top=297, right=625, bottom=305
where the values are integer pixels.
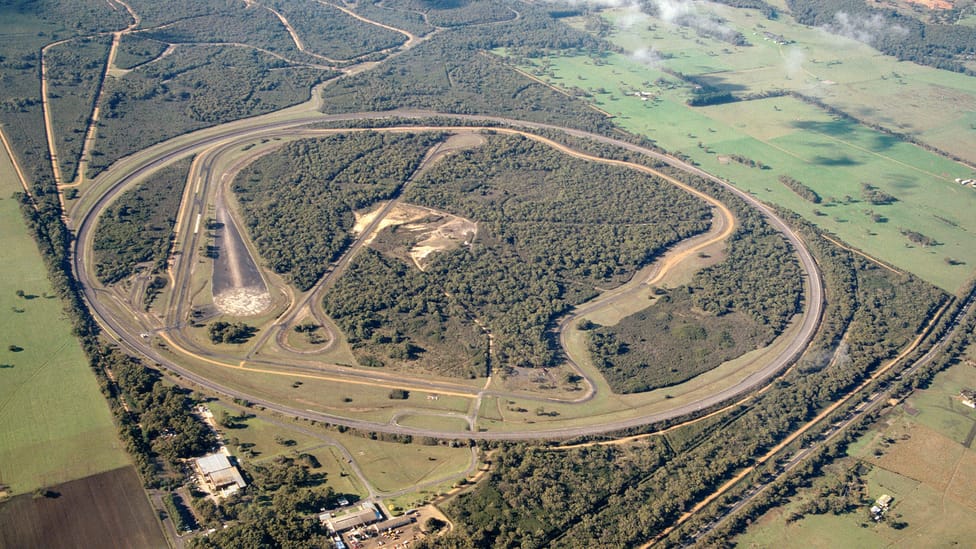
left=632, top=46, right=663, bottom=66
left=825, top=11, right=908, bottom=45
left=783, top=46, right=805, bottom=79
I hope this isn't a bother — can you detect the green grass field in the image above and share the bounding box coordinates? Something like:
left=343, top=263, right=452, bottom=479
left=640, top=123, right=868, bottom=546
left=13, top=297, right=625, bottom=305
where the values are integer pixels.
left=336, top=435, right=473, bottom=494
left=504, top=7, right=976, bottom=291
left=0, top=142, right=129, bottom=495
left=205, top=400, right=473, bottom=499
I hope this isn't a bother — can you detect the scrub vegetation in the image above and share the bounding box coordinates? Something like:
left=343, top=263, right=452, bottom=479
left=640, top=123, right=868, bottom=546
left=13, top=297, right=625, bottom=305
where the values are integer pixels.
left=93, top=157, right=191, bottom=284
left=232, top=132, right=443, bottom=290
left=324, top=133, right=711, bottom=375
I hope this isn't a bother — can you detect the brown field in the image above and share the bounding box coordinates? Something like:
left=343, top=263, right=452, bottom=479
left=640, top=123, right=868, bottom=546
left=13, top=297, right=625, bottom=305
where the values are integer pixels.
left=0, top=466, right=167, bottom=549
left=869, top=422, right=966, bottom=492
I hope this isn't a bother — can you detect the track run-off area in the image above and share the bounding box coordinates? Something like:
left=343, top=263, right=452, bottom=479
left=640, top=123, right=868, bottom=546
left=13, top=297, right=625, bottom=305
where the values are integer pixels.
left=69, top=108, right=824, bottom=441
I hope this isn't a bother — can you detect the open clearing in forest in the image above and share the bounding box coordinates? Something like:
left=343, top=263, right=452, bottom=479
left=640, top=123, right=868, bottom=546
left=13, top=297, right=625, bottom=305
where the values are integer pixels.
left=0, top=466, right=166, bottom=549
left=508, top=6, right=976, bottom=291
left=0, top=140, right=128, bottom=495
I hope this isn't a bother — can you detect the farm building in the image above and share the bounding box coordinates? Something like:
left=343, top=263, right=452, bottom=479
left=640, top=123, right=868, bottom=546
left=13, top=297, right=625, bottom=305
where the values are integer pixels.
left=876, top=494, right=893, bottom=509
left=322, top=502, right=383, bottom=533
left=961, top=389, right=976, bottom=408
left=194, top=452, right=246, bottom=496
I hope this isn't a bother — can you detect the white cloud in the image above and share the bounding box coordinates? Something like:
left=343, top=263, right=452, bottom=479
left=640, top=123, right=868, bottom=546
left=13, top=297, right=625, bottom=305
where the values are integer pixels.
left=825, top=11, right=908, bottom=45
left=783, top=46, right=805, bottom=79
left=632, top=46, right=663, bottom=66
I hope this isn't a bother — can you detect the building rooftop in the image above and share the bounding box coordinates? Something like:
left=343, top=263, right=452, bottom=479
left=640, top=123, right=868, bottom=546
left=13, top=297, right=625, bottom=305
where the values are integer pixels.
left=196, top=453, right=232, bottom=475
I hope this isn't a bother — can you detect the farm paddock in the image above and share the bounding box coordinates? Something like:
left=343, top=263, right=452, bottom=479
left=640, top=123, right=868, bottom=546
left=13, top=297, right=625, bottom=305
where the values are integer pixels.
left=0, top=466, right=167, bottom=549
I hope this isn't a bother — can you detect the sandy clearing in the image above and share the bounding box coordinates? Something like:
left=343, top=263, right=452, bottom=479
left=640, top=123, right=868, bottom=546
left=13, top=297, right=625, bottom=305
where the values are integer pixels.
left=213, top=287, right=272, bottom=316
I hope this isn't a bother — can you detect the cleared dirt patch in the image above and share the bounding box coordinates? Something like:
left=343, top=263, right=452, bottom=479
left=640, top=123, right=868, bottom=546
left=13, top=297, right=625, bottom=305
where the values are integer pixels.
left=0, top=466, right=167, bottom=549
left=213, top=287, right=272, bottom=317
left=361, top=203, right=477, bottom=269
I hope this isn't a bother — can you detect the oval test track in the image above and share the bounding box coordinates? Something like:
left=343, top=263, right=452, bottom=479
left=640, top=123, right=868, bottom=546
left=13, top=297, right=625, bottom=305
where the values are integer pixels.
left=72, top=110, right=824, bottom=440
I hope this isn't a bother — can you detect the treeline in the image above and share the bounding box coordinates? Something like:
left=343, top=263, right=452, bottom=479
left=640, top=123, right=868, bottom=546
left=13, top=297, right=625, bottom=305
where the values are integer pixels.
left=324, top=133, right=711, bottom=373
left=899, top=228, right=938, bottom=247
left=320, top=2, right=617, bottom=136
left=232, top=132, right=442, bottom=290
left=705, top=0, right=779, bottom=18
left=111, top=353, right=216, bottom=473
left=424, top=179, right=946, bottom=547
left=860, top=182, right=896, bottom=205
left=787, top=0, right=976, bottom=74
left=779, top=175, right=821, bottom=203
left=686, top=87, right=736, bottom=107
left=698, top=285, right=976, bottom=546
left=93, top=157, right=191, bottom=284
left=15, top=187, right=215, bottom=492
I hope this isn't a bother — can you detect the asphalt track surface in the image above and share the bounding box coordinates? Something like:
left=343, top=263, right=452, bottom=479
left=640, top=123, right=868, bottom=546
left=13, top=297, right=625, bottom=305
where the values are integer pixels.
left=72, top=110, right=825, bottom=440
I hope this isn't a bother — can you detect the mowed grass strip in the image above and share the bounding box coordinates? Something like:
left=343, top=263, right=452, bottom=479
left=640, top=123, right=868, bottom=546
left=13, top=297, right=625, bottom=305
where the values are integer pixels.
left=0, top=145, right=128, bottom=494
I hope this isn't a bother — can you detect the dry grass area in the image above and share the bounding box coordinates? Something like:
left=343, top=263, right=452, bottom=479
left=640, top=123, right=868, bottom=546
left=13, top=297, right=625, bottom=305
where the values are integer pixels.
left=870, top=422, right=966, bottom=493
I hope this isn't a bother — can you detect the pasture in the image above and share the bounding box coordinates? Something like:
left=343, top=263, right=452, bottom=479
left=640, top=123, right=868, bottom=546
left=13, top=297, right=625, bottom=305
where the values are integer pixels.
left=511, top=23, right=976, bottom=291
left=0, top=466, right=166, bottom=549
left=734, top=358, right=976, bottom=547
left=596, top=3, right=976, bottom=164
left=0, top=144, right=128, bottom=495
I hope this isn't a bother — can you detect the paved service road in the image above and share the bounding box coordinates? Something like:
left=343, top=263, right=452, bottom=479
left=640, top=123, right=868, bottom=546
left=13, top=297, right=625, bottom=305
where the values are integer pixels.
left=72, top=110, right=824, bottom=440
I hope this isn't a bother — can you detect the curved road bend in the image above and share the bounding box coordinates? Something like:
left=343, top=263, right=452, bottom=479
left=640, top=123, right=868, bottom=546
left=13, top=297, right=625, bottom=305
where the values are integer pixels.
left=73, top=111, right=824, bottom=440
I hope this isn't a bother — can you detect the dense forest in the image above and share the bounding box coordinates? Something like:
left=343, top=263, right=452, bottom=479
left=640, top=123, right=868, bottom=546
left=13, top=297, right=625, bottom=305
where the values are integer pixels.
left=90, top=46, right=326, bottom=178
left=232, top=132, right=442, bottom=290
left=266, top=0, right=407, bottom=61
left=422, top=206, right=946, bottom=548
left=383, top=0, right=518, bottom=27
left=787, top=0, right=976, bottom=74
left=93, top=158, right=191, bottom=284
left=320, top=1, right=617, bottom=135
left=323, top=133, right=711, bottom=375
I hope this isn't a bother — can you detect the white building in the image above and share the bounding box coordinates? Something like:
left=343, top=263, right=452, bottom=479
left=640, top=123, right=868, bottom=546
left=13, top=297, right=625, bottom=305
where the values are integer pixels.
left=195, top=452, right=246, bottom=497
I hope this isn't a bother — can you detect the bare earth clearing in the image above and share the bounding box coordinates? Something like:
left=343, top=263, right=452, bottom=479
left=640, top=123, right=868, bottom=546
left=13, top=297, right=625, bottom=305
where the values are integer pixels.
left=0, top=466, right=166, bottom=549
